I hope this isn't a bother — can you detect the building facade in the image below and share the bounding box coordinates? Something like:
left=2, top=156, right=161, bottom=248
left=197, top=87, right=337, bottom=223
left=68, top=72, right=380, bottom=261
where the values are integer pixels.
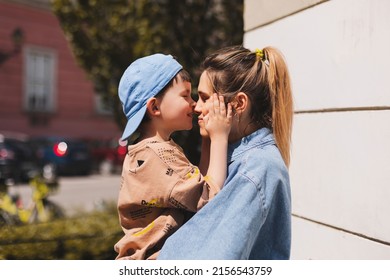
left=0, top=0, right=120, bottom=139
left=244, top=0, right=390, bottom=259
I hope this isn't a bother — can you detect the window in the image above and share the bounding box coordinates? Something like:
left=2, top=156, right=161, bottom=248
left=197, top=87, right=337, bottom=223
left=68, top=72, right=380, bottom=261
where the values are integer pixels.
left=24, top=46, right=56, bottom=112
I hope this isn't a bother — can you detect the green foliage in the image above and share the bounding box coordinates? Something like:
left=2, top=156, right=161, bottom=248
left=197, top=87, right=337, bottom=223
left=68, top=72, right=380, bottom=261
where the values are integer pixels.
left=0, top=206, right=121, bottom=260
left=51, top=0, right=243, bottom=163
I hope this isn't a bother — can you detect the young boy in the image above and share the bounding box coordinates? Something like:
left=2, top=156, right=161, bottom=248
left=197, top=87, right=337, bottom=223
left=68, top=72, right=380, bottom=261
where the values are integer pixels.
left=114, top=53, right=231, bottom=260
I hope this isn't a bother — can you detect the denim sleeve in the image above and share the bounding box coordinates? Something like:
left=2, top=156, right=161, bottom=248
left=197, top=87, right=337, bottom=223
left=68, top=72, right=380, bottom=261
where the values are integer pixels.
left=157, top=173, right=264, bottom=260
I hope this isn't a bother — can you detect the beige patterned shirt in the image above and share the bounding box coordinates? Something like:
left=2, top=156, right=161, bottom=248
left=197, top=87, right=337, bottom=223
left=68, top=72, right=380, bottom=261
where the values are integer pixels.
left=114, top=137, right=219, bottom=260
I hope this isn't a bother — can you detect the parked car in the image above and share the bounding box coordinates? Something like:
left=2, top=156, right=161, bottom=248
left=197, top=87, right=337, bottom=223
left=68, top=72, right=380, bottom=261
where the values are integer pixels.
left=87, top=137, right=127, bottom=175
left=29, top=136, right=93, bottom=176
left=0, top=131, right=39, bottom=185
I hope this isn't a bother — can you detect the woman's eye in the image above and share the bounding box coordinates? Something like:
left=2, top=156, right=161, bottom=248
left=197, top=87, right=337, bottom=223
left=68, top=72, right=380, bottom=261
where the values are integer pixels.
left=197, top=91, right=211, bottom=102
left=200, top=95, right=210, bottom=102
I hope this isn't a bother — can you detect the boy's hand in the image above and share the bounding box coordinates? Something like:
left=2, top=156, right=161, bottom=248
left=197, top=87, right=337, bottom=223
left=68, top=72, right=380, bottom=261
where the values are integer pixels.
left=204, top=93, right=232, bottom=139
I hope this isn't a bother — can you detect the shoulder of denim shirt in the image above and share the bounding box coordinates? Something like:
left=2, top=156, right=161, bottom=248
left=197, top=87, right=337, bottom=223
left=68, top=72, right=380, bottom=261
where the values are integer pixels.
left=228, top=127, right=276, bottom=162
left=227, top=128, right=289, bottom=188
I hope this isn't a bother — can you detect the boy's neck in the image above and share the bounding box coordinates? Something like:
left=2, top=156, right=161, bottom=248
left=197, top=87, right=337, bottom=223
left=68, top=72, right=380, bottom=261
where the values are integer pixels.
left=137, top=118, right=175, bottom=142
left=138, top=125, right=171, bottom=142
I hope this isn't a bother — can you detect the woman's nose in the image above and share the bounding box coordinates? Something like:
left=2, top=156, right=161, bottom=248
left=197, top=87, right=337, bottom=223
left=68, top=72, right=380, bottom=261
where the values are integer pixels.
left=194, top=99, right=202, bottom=114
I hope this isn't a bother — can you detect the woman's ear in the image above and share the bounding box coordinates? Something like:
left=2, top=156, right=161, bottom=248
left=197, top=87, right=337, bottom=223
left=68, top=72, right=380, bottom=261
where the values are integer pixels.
left=146, top=98, right=161, bottom=117
left=233, top=92, right=249, bottom=114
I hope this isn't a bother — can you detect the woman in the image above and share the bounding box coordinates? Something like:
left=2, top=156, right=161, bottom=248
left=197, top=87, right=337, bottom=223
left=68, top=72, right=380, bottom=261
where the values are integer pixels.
left=158, top=45, right=294, bottom=259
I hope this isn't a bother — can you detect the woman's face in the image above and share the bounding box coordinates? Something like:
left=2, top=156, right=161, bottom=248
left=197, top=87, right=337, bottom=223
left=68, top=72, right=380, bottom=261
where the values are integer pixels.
left=195, top=71, right=214, bottom=137
left=195, top=71, right=245, bottom=143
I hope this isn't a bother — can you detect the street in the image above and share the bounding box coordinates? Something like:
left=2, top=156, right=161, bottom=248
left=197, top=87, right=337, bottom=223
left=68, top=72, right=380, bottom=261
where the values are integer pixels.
left=8, top=174, right=121, bottom=216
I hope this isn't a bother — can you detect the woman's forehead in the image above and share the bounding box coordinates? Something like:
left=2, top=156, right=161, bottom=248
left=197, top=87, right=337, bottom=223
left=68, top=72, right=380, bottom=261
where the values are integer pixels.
left=198, top=72, right=213, bottom=94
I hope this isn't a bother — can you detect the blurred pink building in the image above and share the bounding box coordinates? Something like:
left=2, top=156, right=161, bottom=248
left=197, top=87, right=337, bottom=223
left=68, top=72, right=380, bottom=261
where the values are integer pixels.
left=0, top=0, right=121, bottom=140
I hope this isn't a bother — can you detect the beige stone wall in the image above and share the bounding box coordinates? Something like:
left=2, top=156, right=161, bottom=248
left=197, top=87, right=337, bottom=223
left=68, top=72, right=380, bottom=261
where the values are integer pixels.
left=244, top=0, right=390, bottom=259
left=244, top=0, right=327, bottom=31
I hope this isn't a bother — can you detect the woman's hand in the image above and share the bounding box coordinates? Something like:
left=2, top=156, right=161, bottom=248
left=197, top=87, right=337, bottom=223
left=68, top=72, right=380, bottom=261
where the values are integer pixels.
left=204, top=93, right=232, bottom=140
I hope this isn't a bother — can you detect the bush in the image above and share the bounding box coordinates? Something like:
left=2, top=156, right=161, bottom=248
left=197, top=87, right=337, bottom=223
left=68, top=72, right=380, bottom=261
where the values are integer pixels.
left=0, top=205, right=122, bottom=260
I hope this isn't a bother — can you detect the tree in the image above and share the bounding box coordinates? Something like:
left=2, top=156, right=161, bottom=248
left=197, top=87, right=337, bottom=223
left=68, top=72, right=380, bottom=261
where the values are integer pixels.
left=51, top=0, right=243, bottom=163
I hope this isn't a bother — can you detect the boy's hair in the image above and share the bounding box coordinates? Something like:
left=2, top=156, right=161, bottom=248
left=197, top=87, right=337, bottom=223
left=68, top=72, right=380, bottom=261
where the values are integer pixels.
left=161, top=69, right=191, bottom=94
left=118, top=54, right=183, bottom=141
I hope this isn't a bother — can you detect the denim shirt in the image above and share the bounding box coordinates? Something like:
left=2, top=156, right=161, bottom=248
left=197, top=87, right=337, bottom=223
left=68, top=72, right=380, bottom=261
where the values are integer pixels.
left=158, top=128, right=291, bottom=260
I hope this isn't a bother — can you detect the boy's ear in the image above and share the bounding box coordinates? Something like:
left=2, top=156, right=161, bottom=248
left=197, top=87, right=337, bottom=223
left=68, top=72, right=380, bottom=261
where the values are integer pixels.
left=146, top=98, right=160, bottom=117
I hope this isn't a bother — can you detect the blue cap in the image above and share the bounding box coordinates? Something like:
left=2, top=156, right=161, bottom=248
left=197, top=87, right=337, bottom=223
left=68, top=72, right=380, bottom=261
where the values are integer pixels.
left=118, top=54, right=183, bottom=140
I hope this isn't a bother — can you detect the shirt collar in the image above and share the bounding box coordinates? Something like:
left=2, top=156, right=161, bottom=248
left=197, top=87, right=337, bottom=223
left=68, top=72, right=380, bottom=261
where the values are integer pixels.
left=227, top=127, right=275, bottom=162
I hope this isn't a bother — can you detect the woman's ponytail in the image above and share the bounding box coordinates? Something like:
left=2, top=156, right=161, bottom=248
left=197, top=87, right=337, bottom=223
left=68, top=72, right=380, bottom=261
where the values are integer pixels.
left=263, top=47, right=294, bottom=167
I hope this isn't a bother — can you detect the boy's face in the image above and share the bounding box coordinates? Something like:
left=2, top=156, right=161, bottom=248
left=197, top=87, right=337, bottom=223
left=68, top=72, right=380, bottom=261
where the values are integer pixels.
left=158, top=76, right=195, bottom=133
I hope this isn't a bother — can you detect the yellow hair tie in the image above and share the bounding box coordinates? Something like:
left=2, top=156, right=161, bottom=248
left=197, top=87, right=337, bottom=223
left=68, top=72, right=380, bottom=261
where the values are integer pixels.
left=255, top=48, right=264, bottom=60
left=255, top=48, right=269, bottom=66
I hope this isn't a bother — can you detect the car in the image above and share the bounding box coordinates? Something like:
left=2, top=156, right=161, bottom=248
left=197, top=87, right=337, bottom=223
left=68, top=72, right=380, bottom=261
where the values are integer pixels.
left=87, top=137, right=127, bottom=175
left=0, top=131, right=39, bottom=185
left=29, top=136, right=93, bottom=176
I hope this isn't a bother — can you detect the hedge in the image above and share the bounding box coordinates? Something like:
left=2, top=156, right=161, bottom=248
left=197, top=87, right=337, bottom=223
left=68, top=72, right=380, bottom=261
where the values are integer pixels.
left=0, top=206, right=122, bottom=260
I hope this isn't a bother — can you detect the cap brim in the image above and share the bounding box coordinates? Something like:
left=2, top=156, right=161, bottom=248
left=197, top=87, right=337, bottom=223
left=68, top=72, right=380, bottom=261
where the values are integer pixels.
left=120, top=105, right=148, bottom=141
